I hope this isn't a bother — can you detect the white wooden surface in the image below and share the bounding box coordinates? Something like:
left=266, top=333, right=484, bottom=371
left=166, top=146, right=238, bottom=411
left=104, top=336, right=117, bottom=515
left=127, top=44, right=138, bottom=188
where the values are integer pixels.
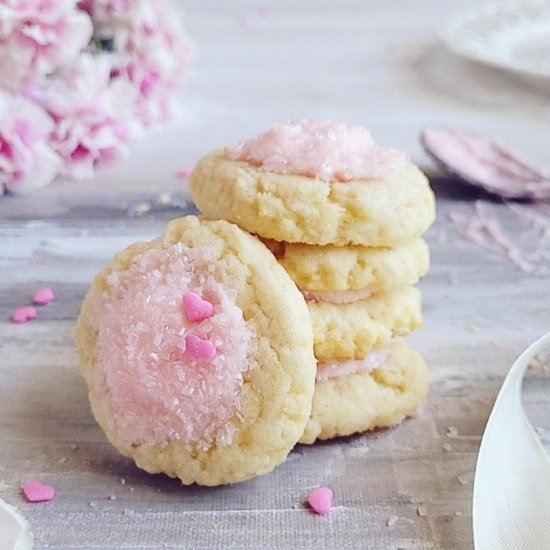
left=1, top=1, right=550, bottom=548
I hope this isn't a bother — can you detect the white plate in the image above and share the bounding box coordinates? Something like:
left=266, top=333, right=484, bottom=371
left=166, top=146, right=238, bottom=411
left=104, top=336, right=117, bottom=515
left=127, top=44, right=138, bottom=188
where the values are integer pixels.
left=444, top=1, right=550, bottom=81
left=473, top=332, right=550, bottom=550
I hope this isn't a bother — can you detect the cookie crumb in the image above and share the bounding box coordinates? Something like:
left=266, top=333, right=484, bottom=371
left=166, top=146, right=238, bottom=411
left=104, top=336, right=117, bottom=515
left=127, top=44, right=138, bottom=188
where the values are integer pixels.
left=446, top=426, right=459, bottom=438
left=528, top=356, right=550, bottom=372
left=417, top=505, right=428, bottom=517
left=0, top=481, right=9, bottom=492
left=307, top=487, right=333, bottom=515
left=71, top=444, right=79, bottom=451
left=156, top=193, right=172, bottom=205
left=457, top=475, right=469, bottom=485
left=386, top=515, right=399, bottom=527
left=120, top=478, right=126, bottom=485
left=109, top=495, right=117, bottom=501
left=442, top=443, right=452, bottom=452
left=131, top=202, right=151, bottom=216
left=454, top=510, right=463, bottom=516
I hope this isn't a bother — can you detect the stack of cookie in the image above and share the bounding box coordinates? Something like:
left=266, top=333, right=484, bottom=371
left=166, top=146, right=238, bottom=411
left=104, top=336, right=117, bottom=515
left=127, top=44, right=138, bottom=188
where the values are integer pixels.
left=75, top=120, right=436, bottom=487
left=189, top=120, right=435, bottom=444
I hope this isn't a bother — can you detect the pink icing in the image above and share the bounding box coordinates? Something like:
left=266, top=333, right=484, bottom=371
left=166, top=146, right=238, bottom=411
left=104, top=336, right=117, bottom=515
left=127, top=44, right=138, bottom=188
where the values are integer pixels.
left=302, top=287, right=373, bottom=304
left=307, top=487, right=333, bottom=515
left=91, top=244, right=255, bottom=451
left=182, top=291, right=214, bottom=322
left=22, top=480, right=55, bottom=503
left=11, top=306, right=37, bottom=323
left=225, top=120, right=408, bottom=181
left=316, top=346, right=391, bottom=381
left=33, top=287, right=55, bottom=305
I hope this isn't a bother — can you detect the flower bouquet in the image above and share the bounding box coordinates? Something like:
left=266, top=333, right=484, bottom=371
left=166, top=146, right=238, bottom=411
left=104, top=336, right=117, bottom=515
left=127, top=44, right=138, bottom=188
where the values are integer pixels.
left=0, top=0, right=193, bottom=195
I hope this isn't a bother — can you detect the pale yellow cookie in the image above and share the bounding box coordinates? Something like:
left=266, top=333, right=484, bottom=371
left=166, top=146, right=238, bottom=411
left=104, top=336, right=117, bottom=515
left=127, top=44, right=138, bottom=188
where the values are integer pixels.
left=309, top=286, right=422, bottom=362
left=75, top=216, right=316, bottom=486
left=189, top=151, right=436, bottom=246
left=300, top=340, right=429, bottom=444
left=266, top=238, right=430, bottom=291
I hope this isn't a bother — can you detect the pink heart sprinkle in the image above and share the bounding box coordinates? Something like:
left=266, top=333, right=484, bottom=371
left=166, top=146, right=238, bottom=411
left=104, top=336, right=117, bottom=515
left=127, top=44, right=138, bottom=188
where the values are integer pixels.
left=182, top=291, right=214, bottom=323
left=11, top=306, right=37, bottom=323
left=33, top=287, right=55, bottom=305
left=22, top=480, right=55, bottom=503
left=177, top=168, right=191, bottom=179
left=184, top=334, right=216, bottom=361
left=307, top=487, right=333, bottom=515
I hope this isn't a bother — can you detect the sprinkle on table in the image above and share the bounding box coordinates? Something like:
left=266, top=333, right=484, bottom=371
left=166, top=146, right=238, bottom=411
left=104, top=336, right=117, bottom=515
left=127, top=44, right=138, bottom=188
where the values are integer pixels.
left=177, top=169, right=191, bottom=179
left=22, top=480, right=55, bottom=503
left=11, top=306, right=37, bottom=323
left=33, top=287, right=55, bottom=305
left=307, top=487, right=333, bottom=515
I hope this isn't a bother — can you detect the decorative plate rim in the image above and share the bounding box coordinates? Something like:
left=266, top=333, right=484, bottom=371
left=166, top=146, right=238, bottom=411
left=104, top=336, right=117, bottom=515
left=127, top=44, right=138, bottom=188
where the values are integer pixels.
left=443, top=1, right=550, bottom=80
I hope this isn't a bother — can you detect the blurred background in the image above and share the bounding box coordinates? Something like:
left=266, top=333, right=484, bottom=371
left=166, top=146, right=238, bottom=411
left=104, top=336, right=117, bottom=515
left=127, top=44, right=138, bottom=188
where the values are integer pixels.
left=2, top=0, right=544, bottom=199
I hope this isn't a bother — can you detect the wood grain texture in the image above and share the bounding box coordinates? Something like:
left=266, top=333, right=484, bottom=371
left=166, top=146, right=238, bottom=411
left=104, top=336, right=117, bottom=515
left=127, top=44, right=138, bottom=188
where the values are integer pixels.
left=1, top=0, right=550, bottom=548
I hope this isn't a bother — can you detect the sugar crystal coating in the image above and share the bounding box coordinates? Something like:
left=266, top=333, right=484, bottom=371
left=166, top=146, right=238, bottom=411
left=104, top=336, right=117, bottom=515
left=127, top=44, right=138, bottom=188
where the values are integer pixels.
left=225, top=120, right=408, bottom=181
left=90, top=244, right=254, bottom=450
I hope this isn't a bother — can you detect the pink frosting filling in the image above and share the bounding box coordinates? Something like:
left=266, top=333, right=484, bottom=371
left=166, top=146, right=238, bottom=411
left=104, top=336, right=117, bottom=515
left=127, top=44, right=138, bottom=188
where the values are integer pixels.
left=316, top=346, right=391, bottom=381
left=90, top=244, right=254, bottom=451
left=302, top=287, right=374, bottom=304
left=225, top=120, right=408, bottom=181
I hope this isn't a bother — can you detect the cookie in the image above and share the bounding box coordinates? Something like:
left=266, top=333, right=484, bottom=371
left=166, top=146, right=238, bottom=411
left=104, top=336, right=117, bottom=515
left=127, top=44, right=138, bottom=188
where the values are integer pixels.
left=75, top=216, right=316, bottom=486
left=300, top=340, right=429, bottom=444
left=188, top=121, right=435, bottom=246
left=309, top=286, right=422, bottom=362
left=266, top=238, right=430, bottom=294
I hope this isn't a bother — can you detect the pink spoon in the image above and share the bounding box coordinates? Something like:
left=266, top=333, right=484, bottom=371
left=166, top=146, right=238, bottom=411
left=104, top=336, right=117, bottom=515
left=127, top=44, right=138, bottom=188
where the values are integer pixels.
left=420, top=126, right=550, bottom=201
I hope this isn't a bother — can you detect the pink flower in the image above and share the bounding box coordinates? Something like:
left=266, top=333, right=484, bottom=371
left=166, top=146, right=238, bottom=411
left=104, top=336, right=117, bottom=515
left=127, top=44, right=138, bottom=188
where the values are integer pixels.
left=0, top=0, right=194, bottom=189
left=110, top=51, right=181, bottom=128
left=0, top=0, right=93, bottom=93
left=0, top=90, right=61, bottom=195
left=43, top=54, right=130, bottom=179
left=91, top=0, right=194, bottom=127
